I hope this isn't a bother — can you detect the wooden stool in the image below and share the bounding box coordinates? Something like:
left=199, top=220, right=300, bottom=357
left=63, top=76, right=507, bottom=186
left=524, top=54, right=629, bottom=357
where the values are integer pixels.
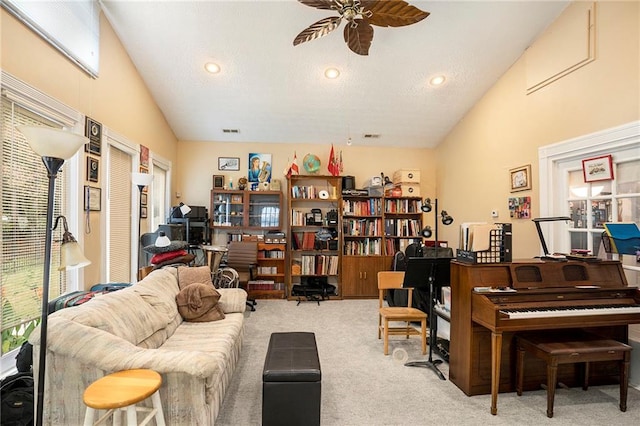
left=83, top=369, right=165, bottom=426
left=516, top=332, right=632, bottom=418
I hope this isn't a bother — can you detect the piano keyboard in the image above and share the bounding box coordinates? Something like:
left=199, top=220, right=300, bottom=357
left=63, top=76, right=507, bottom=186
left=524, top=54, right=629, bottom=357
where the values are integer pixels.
left=502, top=304, right=640, bottom=319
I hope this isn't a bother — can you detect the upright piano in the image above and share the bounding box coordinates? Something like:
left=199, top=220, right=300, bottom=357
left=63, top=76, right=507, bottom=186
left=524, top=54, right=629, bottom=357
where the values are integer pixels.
left=448, top=259, right=640, bottom=415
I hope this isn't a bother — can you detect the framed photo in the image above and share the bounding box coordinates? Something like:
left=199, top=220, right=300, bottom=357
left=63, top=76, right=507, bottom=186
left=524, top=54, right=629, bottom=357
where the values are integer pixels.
left=582, top=155, right=614, bottom=182
left=140, top=206, right=148, bottom=219
left=213, top=175, right=225, bottom=189
left=218, top=157, right=240, bottom=171
left=248, top=153, right=272, bottom=191
left=84, top=117, right=102, bottom=156
left=84, top=186, right=101, bottom=211
left=140, top=193, right=148, bottom=206
left=87, top=157, right=99, bottom=183
left=140, top=145, right=149, bottom=168
left=509, top=164, right=531, bottom=192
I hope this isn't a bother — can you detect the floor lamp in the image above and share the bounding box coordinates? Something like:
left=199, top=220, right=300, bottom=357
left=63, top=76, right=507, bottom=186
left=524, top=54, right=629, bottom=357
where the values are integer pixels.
left=404, top=197, right=454, bottom=380
left=132, top=172, right=154, bottom=272
left=16, top=126, right=90, bottom=426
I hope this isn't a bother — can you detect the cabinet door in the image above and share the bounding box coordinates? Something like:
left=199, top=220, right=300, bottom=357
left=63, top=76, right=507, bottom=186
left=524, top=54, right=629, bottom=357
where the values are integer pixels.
left=211, top=191, right=245, bottom=228
left=342, top=256, right=389, bottom=298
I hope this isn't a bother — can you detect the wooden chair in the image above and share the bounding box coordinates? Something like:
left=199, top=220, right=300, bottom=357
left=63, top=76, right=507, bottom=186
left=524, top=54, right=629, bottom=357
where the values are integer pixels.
left=225, top=240, right=258, bottom=310
left=377, top=271, right=427, bottom=356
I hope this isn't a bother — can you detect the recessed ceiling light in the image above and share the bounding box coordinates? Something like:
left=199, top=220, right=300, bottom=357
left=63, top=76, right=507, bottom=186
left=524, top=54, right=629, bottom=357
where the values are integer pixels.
left=429, top=75, right=446, bottom=86
left=205, top=62, right=221, bottom=74
left=324, top=68, right=340, bottom=79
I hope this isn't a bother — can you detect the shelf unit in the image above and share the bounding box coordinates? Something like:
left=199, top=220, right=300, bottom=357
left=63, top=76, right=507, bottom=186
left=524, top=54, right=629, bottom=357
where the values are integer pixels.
left=341, top=194, right=387, bottom=298
left=287, top=175, right=342, bottom=299
left=210, top=189, right=282, bottom=231
left=248, top=243, right=286, bottom=299
left=383, top=196, right=423, bottom=256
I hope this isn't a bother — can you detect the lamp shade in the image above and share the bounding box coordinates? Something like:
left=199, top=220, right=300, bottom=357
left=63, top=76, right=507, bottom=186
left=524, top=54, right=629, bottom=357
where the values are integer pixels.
left=155, top=231, right=171, bottom=247
left=132, top=172, right=154, bottom=187
left=16, top=125, right=87, bottom=160
left=59, top=241, right=91, bottom=271
left=179, top=203, right=191, bottom=216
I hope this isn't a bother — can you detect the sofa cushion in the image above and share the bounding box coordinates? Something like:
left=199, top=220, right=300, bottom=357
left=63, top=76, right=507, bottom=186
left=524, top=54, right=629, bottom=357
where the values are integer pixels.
left=52, top=288, right=169, bottom=345
left=177, top=265, right=212, bottom=289
left=151, top=250, right=188, bottom=265
left=144, top=240, right=188, bottom=254
left=176, top=283, right=225, bottom=322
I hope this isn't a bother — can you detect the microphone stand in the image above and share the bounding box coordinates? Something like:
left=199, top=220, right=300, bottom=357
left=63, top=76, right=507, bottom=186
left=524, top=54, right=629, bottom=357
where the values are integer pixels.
left=405, top=198, right=446, bottom=380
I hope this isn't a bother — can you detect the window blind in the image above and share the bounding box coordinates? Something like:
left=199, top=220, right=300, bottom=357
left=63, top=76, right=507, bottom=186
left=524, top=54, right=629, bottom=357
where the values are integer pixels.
left=107, top=145, right=132, bottom=282
left=1, top=97, right=67, bottom=350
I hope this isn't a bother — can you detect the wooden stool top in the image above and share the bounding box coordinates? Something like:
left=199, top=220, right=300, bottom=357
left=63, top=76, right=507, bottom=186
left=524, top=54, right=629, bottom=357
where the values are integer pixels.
left=517, top=332, right=632, bottom=356
left=83, top=369, right=162, bottom=410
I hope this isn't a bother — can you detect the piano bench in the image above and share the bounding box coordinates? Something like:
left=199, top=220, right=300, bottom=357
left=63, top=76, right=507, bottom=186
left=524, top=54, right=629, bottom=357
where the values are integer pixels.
left=515, top=331, right=632, bottom=418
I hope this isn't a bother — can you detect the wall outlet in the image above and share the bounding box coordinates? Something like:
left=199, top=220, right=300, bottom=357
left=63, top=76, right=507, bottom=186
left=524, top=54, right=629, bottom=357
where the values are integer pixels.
left=491, top=210, right=499, bottom=218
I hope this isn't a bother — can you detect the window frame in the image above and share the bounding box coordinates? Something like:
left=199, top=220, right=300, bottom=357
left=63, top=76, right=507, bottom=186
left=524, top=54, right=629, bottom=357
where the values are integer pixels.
left=1, top=70, right=85, bottom=374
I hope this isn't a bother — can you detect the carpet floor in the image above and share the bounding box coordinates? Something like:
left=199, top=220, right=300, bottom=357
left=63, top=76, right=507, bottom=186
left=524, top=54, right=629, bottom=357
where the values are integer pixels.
left=215, top=299, right=640, bottom=425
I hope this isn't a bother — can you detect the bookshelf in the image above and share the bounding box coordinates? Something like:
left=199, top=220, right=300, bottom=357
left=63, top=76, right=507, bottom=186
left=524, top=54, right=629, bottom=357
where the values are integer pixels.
left=287, top=175, right=342, bottom=299
left=341, top=194, right=386, bottom=298
left=383, top=196, right=423, bottom=256
left=248, top=243, right=286, bottom=299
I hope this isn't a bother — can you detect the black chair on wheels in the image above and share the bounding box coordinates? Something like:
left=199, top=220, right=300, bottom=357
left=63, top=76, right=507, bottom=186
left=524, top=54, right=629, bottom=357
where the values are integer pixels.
left=224, top=240, right=258, bottom=311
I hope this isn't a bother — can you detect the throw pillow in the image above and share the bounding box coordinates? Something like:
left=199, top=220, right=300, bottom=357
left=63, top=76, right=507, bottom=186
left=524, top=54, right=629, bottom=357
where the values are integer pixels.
left=150, top=250, right=188, bottom=265
left=144, top=240, right=189, bottom=254
left=175, top=283, right=225, bottom=322
left=151, top=253, right=196, bottom=270
left=177, top=265, right=213, bottom=289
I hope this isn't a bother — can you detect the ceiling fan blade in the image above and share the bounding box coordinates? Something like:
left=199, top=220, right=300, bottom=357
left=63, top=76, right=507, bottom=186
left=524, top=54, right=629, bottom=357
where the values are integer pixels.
left=294, top=16, right=343, bottom=47
left=297, top=0, right=342, bottom=11
left=365, top=0, right=429, bottom=27
left=343, top=19, right=373, bottom=56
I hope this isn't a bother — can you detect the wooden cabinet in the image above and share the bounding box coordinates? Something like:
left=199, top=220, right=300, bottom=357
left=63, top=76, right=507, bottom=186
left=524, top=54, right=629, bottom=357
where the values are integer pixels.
left=341, top=256, right=389, bottom=298
left=287, top=175, right=342, bottom=299
left=250, top=243, right=286, bottom=299
left=210, top=189, right=282, bottom=231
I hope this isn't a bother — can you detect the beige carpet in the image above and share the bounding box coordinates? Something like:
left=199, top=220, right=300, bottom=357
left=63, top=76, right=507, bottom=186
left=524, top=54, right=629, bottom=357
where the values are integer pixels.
left=215, top=299, right=640, bottom=425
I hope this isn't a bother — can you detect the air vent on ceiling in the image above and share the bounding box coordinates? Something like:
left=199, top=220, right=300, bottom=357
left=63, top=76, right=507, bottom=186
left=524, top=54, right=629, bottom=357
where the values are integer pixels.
left=363, top=134, right=380, bottom=139
left=222, top=128, right=240, bottom=134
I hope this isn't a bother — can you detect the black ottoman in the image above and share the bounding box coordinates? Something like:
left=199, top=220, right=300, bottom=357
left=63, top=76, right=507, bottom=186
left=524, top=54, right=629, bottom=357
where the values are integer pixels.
left=262, top=332, right=321, bottom=426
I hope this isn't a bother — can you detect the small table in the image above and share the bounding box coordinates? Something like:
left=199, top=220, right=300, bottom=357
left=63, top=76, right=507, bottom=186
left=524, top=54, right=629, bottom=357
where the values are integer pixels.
left=515, top=331, right=632, bottom=418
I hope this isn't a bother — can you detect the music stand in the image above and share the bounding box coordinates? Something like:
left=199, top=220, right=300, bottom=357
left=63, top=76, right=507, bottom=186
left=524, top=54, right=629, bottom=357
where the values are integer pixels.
left=402, top=256, right=452, bottom=380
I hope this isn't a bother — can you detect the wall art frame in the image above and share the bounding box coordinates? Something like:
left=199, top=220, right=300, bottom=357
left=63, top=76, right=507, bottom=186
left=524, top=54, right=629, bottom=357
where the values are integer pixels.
left=87, top=156, right=99, bottom=183
left=140, top=206, right=148, bottom=219
left=84, top=116, right=102, bottom=156
left=582, top=154, right=614, bottom=182
left=509, top=164, right=531, bottom=192
left=218, top=157, right=240, bottom=171
left=84, top=185, right=101, bottom=211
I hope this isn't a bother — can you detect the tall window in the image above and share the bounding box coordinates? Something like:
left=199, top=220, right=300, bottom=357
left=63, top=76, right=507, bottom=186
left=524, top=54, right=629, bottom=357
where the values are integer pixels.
left=1, top=99, right=66, bottom=354
left=152, top=163, right=167, bottom=230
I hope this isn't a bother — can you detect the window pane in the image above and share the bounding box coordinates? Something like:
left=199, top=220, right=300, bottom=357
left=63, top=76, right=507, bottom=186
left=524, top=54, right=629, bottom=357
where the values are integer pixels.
left=568, top=200, right=587, bottom=228
left=617, top=160, right=640, bottom=194
left=591, top=200, right=611, bottom=229
left=570, top=231, right=587, bottom=250
left=1, top=98, right=67, bottom=353
left=616, top=197, right=640, bottom=222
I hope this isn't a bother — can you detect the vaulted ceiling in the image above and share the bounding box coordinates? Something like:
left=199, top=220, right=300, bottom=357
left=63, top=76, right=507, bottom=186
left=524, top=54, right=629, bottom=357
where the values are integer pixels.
left=101, top=1, right=569, bottom=148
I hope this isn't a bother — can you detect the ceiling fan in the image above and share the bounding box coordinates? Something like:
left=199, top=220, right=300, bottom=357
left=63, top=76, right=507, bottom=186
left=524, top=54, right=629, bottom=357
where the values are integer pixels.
left=293, top=0, right=430, bottom=56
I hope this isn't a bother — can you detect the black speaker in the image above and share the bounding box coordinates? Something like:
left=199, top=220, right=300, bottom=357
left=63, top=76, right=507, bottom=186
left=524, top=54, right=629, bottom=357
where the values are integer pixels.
left=342, top=176, right=355, bottom=190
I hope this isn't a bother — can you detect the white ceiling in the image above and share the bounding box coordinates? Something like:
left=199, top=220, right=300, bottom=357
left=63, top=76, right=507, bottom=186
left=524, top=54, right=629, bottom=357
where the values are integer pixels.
left=100, top=0, right=569, bottom=148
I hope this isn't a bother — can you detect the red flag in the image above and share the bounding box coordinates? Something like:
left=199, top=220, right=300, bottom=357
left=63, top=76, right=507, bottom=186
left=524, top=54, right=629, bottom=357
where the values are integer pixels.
left=290, top=151, right=299, bottom=176
left=328, top=144, right=340, bottom=176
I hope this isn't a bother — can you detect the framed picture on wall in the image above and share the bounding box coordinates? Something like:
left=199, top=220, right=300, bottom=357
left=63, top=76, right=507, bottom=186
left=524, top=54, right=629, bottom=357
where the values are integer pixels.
left=218, top=157, right=240, bottom=171
left=87, top=156, right=99, bottom=183
left=582, top=155, right=614, bottom=182
left=84, top=186, right=101, bottom=211
left=140, top=206, right=148, bottom=219
left=509, top=164, right=531, bottom=192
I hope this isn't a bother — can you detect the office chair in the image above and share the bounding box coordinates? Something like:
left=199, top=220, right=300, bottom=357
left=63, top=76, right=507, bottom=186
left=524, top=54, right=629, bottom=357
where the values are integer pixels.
left=377, top=271, right=427, bottom=356
left=224, top=240, right=258, bottom=311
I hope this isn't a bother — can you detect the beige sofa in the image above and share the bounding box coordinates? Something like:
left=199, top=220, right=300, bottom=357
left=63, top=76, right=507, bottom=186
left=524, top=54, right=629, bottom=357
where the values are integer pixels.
left=29, top=268, right=247, bottom=425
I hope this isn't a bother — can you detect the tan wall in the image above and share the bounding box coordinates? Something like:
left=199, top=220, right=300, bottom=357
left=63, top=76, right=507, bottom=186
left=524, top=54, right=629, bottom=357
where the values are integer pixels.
left=176, top=140, right=435, bottom=243
left=1, top=10, right=179, bottom=286
left=435, top=1, right=640, bottom=259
